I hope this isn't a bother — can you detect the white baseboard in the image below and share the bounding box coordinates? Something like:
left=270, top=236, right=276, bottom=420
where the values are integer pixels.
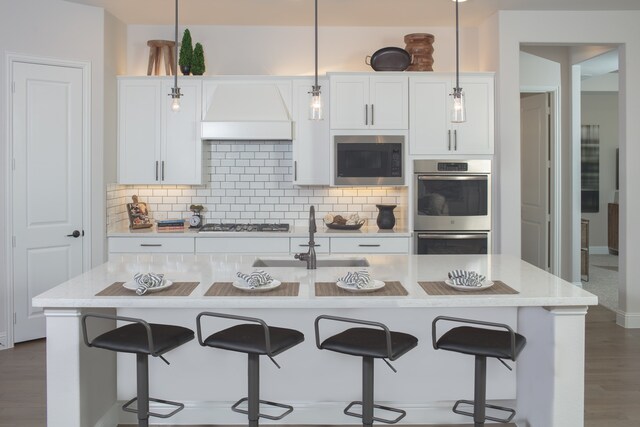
left=589, top=246, right=610, bottom=255
left=113, top=400, right=519, bottom=425
left=616, top=311, right=640, bottom=328
left=0, top=332, right=7, bottom=349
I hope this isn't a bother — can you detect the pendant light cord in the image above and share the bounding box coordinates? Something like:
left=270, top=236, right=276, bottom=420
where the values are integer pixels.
left=455, top=0, right=460, bottom=91
left=314, top=0, right=319, bottom=90
left=174, top=0, right=179, bottom=86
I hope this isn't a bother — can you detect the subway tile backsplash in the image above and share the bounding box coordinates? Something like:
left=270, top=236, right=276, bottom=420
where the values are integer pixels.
left=107, top=141, right=408, bottom=230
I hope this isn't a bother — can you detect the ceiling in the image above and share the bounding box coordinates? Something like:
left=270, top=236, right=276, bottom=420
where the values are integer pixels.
left=63, top=0, right=640, bottom=27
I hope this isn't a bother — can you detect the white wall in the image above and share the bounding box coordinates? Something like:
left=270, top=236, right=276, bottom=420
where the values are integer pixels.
left=126, top=25, right=479, bottom=76
left=487, top=10, right=640, bottom=328
left=0, top=0, right=108, bottom=344
left=581, top=92, right=619, bottom=248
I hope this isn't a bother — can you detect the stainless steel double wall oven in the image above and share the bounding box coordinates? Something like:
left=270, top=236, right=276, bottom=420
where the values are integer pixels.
left=413, top=160, right=491, bottom=254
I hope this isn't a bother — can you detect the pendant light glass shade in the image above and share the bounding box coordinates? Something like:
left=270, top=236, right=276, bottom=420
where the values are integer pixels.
left=309, top=86, right=323, bottom=120
left=451, top=88, right=466, bottom=122
left=169, top=0, right=182, bottom=112
left=309, top=0, right=323, bottom=120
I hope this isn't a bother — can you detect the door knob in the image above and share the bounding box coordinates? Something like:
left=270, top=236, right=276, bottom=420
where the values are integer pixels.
left=66, top=230, right=81, bottom=238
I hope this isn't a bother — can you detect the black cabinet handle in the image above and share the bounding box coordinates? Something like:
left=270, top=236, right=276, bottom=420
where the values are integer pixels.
left=298, top=244, right=321, bottom=247
left=371, top=104, right=374, bottom=126
left=161, top=161, right=165, bottom=181
left=155, top=161, right=159, bottom=181
left=365, top=104, right=368, bottom=125
left=140, top=244, right=162, bottom=247
left=448, top=130, right=452, bottom=151
left=358, top=244, right=381, bottom=247
left=66, top=230, right=81, bottom=238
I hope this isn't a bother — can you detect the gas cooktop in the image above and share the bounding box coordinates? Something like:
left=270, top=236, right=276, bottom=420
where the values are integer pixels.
left=198, top=223, right=290, bottom=232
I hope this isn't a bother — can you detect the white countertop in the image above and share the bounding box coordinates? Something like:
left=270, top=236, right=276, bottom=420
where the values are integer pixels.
left=33, top=254, right=597, bottom=309
left=107, top=223, right=412, bottom=238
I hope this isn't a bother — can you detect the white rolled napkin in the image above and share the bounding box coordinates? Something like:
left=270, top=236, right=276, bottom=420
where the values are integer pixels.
left=337, top=270, right=372, bottom=289
left=447, top=270, right=486, bottom=287
left=236, top=270, right=273, bottom=289
left=133, top=272, right=165, bottom=295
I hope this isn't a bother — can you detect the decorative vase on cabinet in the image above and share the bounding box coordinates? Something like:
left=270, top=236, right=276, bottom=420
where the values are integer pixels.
left=376, top=204, right=396, bottom=229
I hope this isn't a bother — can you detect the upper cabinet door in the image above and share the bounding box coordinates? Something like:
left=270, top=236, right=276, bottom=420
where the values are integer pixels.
left=452, top=77, right=494, bottom=155
left=369, top=76, right=408, bottom=129
left=409, top=77, right=450, bottom=155
left=292, top=78, right=330, bottom=185
left=330, top=74, right=408, bottom=130
left=161, top=79, right=202, bottom=184
left=118, top=79, right=162, bottom=184
left=409, top=73, right=494, bottom=156
left=330, top=76, right=369, bottom=129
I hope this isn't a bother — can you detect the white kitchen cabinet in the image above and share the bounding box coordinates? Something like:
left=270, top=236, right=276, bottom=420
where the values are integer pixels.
left=109, top=237, right=195, bottom=254
left=330, top=74, right=408, bottom=130
left=290, top=237, right=330, bottom=254
left=409, top=74, right=494, bottom=155
left=291, top=78, right=330, bottom=185
left=330, top=236, right=410, bottom=254
left=118, top=77, right=202, bottom=184
left=196, top=237, right=290, bottom=254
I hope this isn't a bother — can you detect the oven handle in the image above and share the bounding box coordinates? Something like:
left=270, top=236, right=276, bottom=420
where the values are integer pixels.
left=417, top=175, right=488, bottom=181
left=417, top=233, right=487, bottom=240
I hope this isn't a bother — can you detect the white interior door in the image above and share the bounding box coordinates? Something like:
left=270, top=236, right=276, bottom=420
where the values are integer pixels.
left=521, top=93, right=550, bottom=270
left=12, top=61, right=84, bottom=342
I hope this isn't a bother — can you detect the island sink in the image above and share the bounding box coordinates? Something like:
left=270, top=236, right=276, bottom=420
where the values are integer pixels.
left=252, top=257, right=370, bottom=268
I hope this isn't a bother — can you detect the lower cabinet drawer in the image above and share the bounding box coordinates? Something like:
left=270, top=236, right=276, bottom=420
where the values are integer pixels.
left=290, top=237, right=330, bottom=254
left=109, top=237, right=195, bottom=253
left=196, top=237, right=290, bottom=253
left=330, top=237, right=410, bottom=254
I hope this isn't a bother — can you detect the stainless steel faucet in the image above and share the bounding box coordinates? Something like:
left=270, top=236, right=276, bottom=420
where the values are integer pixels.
left=294, top=205, right=317, bottom=269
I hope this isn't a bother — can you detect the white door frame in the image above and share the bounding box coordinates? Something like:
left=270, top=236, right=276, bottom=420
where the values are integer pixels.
left=4, top=53, right=92, bottom=348
left=520, top=85, right=561, bottom=276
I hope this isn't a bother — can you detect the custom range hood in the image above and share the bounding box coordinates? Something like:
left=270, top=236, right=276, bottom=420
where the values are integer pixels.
left=201, top=83, right=293, bottom=140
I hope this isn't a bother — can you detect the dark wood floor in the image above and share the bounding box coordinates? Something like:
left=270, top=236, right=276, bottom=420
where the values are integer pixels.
left=1, top=305, right=638, bottom=427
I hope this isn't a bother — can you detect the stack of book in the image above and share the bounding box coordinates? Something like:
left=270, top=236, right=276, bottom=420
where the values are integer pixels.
left=156, top=219, right=186, bottom=232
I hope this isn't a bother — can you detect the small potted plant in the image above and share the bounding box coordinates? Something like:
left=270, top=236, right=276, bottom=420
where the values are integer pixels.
left=178, top=29, right=193, bottom=75
left=191, top=42, right=206, bottom=76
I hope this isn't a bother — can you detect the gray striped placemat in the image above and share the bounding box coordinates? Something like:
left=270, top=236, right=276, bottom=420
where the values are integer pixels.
left=205, top=282, right=300, bottom=297
left=315, top=281, right=408, bottom=297
left=96, top=282, right=199, bottom=297
left=418, top=280, right=518, bottom=295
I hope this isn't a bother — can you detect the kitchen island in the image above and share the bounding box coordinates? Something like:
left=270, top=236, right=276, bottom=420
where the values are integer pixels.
left=33, top=253, right=596, bottom=427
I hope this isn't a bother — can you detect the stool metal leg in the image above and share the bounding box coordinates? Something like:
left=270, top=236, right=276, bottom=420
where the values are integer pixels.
left=474, top=355, right=487, bottom=426
left=136, top=353, right=150, bottom=427
left=362, top=356, right=374, bottom=427
left=248, top=353, right=260, bottom=427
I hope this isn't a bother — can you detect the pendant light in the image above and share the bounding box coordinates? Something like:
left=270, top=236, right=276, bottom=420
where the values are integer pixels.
left=451, top=0, right=466, bottom=123
left=309, top=0, right=323, bottom=120
left=169, top=0, right=182, bottom=112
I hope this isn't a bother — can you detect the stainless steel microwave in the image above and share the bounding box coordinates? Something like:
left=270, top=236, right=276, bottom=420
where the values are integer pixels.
left=334, top=135, right=404, bottom=186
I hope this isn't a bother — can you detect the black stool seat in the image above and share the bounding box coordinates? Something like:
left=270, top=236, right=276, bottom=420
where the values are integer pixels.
left=203, top=324, right=304, bottom=356
left=91, top=323, right=194, bottom=355
left=436, top=326, right=526, bottom=359
left=320, top=327, right=418, bottom=359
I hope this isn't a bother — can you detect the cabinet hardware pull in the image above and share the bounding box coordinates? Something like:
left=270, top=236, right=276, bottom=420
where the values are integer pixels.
left=294, top=161, right=297, bottom=181
left=140, top=244, right=162, bottom=247
left=371, top=104, right=374, bottom=126
left=162, top=161, right=165, bottom=180
left=454, top=130, right=457, bottom=150
left=448, top=130, right=452, bottom=151
left=155, top=161, right=159, bottom=181
left=298, top=244, right=321, bottom=247
left=365, top=104, right=368, bottom=125
left=358, top=244, right=381, bottom=247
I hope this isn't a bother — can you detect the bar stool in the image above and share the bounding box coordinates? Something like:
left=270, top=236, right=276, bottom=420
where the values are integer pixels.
left=196, top=312, right=304, bottom=427
left=432, top=316, right=527, bottom=426
left=146, top=39, right=176, bottom=76
left=81, top=313, right=194, bottom=427
left=314, top=315, right=418, bottom=427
